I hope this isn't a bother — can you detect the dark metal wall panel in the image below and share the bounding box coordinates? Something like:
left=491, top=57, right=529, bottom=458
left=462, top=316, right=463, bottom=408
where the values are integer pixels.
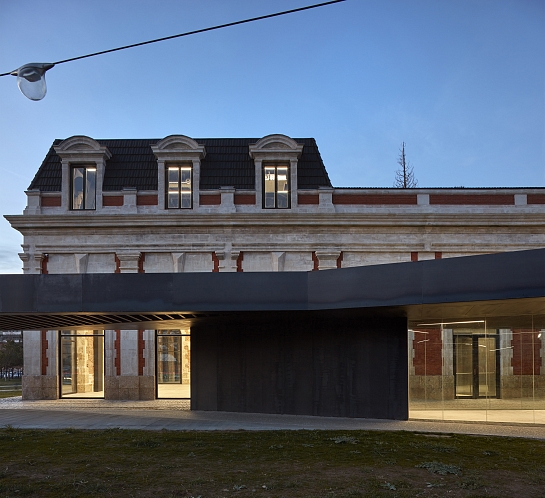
left=172, top=272, right=308, bottom=312
left=0, top=275, right=36, bottom=313
left=35, top=275, right=83, bottom=313
left=82, top=273, right=174, bottom=313
left=190, top=325, right=218, bottom=411
left=421, top=250, right=545, bottom=304
left=308, top=261, right=423, bottom=310
left=192, top=314, right=408, bottom=420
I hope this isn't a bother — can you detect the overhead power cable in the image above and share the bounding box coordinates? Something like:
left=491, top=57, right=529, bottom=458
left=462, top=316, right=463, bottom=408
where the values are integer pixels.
left=0, top=0, right=346, bottom=78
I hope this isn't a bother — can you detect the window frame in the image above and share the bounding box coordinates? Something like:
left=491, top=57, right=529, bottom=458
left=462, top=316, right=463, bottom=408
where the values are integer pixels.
left=156, top=329, right=191, bottom=399
left=165, top=163, right=193, bottom=209
left=58, top=330, right=105, bottom=399
left=262, top=163, right=291, bottom=209
left=70, top=164, right=97, bottom=211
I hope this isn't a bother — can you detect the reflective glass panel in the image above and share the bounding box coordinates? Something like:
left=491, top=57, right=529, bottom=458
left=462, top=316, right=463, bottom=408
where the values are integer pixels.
left=478, top=337, right=497, bottom=397
left=180, top=167, right=192, bottom=208
left=409, top=315, right=545, bottom=425
left=264, top=167, right=276, bottom=208
left=85, top=168, right=96, bottom=209
left=168, top=167, right=180, bottom=208
left=276, top=166, right=289, bottom=208
left=455, top=336, right=473, bottom=397
left=72, top=167, right=84, bottom=210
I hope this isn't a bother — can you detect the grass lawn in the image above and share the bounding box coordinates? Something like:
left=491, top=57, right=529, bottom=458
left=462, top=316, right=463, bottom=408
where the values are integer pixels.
left=0, top=428, right=544, bottom=497
left=0, top=379, right=21, bottom=399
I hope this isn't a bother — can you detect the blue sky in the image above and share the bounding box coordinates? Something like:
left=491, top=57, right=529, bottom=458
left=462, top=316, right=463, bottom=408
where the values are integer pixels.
left=0, top=0, right=543, bottom=273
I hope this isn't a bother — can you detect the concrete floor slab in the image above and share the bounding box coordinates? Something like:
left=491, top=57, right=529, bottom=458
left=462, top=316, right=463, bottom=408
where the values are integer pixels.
left=1, top=397, right=545, bottom=439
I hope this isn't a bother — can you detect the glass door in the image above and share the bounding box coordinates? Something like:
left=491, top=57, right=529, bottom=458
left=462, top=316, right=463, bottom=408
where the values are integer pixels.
left=455, top=336, right=473, bottom=397
left=454, top=334, right=499, bottom=399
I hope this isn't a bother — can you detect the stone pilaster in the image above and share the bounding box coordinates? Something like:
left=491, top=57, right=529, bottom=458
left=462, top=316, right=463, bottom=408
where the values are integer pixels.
left=116, top=251, right=141, bottom=273
left=314, top=251, right=341, bottom=270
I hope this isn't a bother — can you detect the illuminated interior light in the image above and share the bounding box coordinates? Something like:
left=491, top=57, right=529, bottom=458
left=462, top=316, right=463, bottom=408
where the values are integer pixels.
left=416, top=320, right=486, bottom=326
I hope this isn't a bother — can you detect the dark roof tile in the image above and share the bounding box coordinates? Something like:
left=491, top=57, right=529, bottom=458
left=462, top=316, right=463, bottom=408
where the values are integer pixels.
left=29, top=138, right=331, bottom=192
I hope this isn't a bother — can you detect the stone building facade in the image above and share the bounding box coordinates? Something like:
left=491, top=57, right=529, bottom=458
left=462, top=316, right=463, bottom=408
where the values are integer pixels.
left=5, top=133, right=545, bottom=410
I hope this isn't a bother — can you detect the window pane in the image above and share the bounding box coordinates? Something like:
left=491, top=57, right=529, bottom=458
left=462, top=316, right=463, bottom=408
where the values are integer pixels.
left=277, top=167, right=289, bottom=208
left=168, top=167, right=180, bottom=208
left=277, top=192, right=289, bottom=208
left=264, top=167, right=276, bottom=208
left=85, top=168, right=96, bottom=209
left=180, top=168, right=191, bottom=192
left=277, top=167, right=289, bottom=192
left=72, top=168, right=84, bottom=210
left=181, top=193, right=191, bottom=208
left=180, top=167, right=192, bottom=208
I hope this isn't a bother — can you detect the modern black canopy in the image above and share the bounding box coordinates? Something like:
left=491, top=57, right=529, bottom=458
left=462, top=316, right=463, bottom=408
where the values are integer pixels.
left=1, top=249, right=544, bottom=331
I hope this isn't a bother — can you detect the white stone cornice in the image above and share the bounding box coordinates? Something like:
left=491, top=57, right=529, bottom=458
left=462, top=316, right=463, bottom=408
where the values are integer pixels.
left=6, top=211, right=545, bottom=230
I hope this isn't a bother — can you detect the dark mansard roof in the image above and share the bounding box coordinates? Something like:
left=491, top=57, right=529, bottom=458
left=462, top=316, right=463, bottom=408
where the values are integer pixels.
left=29, top=138, right=332, bottom=192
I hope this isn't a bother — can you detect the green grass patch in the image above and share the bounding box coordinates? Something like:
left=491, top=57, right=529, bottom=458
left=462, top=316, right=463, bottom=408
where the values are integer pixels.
left=0, top=427, right=543, bottom=497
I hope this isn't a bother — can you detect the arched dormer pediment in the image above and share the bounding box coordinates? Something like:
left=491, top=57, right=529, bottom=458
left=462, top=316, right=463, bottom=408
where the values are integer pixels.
left=151, top=135, right=206, bottom=159
left=54, top=136, right=112, bottom=161
left=249, top=134, right=303, bottom=156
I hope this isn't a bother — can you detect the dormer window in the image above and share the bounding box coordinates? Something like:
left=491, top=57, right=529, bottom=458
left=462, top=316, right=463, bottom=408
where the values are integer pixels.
left=249, top=134, right=303, bottom=210
left=264, top=164, right=290, bottom=209
left=152, top=135, right=205, bottom=211
left=167, top=164, right=192, bottom=209
left=71, top=165, right=96, bottom=210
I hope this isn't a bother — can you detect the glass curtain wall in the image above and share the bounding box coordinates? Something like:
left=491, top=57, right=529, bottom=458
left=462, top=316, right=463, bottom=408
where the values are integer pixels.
left=156, top=330, right=191, bottom=398
left=408, top=315, right=545, bottom=424
left=60, top=330, right=104, bottom=398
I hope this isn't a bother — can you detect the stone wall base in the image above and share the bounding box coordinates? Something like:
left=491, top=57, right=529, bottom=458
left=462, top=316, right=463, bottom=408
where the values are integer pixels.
left=501, top=375, right=545, bottom=399
left=104, top=376, right=155, bottom=400
left=22, top=375, right=59, bottom=400
left=409, top=375, right=454, bottom=401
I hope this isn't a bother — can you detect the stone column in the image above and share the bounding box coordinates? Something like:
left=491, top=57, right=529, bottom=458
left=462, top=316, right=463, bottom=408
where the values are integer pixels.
left=157, top=159, right=166, bottom=209
left=140, top=330, right=156, bottom=400
left=254, top=159, right=263, bottom=208
left=290, top=158, right=298, bottom=208
left=22, top=330, right=58, bottom=400
left=106, top=330, right=155, bottom=400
